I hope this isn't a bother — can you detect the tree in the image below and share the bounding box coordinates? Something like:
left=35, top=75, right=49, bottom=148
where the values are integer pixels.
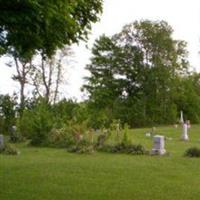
left=30, top=47, right=73, bottom=103
left=124, top=20, right=188, bottom=124
left=0, top=0, right=103, bottom=110
left=84, top=35, right=122, bottom=108
left=0, top=0, right=103, bottom=58
left=84, top=20, right=189, bottom=127
left=6, top=56, right=33, bottom=112
left=174, top=73, right=200, bottom=123
left=0, top=94, right=17, bottom=134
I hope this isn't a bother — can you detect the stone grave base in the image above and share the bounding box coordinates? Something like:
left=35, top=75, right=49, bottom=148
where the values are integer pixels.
left=150, top=148, right=166, bottom=155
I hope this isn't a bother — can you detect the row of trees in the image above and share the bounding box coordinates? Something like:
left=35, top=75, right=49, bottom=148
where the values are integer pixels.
left=83, top=20, right=200, bottom=127
left=1, top=1, right=200, bottom=141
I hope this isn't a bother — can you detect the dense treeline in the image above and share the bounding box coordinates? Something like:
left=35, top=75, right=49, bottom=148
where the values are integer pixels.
left=1, top=19, right=200, bottom=147
left=83, top=20, right=200, bottom=127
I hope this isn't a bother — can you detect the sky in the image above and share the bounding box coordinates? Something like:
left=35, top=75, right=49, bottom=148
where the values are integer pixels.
left=0, top=0, right=200, bottom=101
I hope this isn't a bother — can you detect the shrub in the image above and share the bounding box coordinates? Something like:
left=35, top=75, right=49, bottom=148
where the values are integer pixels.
left=98, top=143, right=146, bottom=155
left=68, top=145, right=94, bottom=154
left=67, top=139, right=94, bottom=154
left=97, top=144, right=113, bottom=152
left=48, top=126, right=76, bottom=148
left=18, top=100, right=54, bottom=146
left=185, top=147, right=200, bottom=157
left=48, top=121, right=92, bottom=150
left=125, top=144, right=146, bottom=155
left=0, top=143, right=19, bottom=155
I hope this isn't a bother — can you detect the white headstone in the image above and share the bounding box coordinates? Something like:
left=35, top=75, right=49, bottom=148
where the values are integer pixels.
left=0, top=134, right=4, bottom=150
left=145, top=132, right=151, bottom=137
left=180, top=111, right=184, bottom=124
left=181, top=123, right=189, bottom=141
left=151, top=135, right=166, bottom=155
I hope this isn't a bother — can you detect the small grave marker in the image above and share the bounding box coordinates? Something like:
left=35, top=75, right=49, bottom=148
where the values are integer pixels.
left=151, top=135, right=166, bottom=155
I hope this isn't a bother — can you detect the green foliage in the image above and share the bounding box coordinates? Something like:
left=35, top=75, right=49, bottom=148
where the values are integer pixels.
left=48, top=127, right=76, bottom=148
left=87, top=107, right=113, bottom=129
left=175, top=74, right=200, bottom=123
left=48, top=121, right=89, bottom=148
left=0, top=143, right=18, bottom=155
left=0, top=94, right=17, bottom=135
left=96, top=121, right=145, bottom=155
left=84, top=20, right=190, bottom=127
left=98, top=143, right=146, bottom=155
left=185, top=147, right=200, bottom=158
left=72, top=103, right=90, bottom=124
left=47, top=118, right=144, bottom=155
left=16, top=98, right=93, bottom=147
left=0, top=0, right=103, bottom=58
left=50, top=122, right=95, bottom=153
left=18, top=100, right=54, bottom=146
left=52, top=99, right=79, bottom=127
left=68, top=140, right=94, bottom=154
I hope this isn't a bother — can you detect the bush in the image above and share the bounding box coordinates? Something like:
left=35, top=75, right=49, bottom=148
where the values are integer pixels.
left=0, top=143, right=19, bottom=155
left=95, top=121, right=146, bottom=155
left=48, top=126, right=76, bottom=148
left=125, top=144, right=146, bottom=155
left=48, top=121, right=92, bottom=150
left=49, top=124, right=99, bottom=154
left=67, top=138, right=94, bottom=154
left=98, top=143, right=146, bottom=155
left=18, top=100, right=54, bottom=146
left=185, top=147, right=200, bottom=157
left=68, top=144, right=94, bottom=154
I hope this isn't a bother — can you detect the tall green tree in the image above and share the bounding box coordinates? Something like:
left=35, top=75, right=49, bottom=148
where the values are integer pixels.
left=114, top=20, right=189, bottom=123
left=84, top=20, right=189, bottom=127
left=0, top=0, right=103, bottom=110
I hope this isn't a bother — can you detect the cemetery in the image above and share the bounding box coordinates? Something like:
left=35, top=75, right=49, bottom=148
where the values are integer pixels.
left=1, top=0, right=200, bottom=200
left=1, top=124, right=200, bottom=200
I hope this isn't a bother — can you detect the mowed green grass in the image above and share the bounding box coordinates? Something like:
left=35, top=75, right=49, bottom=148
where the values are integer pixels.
left=1, top=125, right=200, bottom=200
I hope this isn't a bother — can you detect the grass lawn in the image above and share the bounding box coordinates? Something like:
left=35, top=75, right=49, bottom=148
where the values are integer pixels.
left=1, top=125, right=200, bottom=200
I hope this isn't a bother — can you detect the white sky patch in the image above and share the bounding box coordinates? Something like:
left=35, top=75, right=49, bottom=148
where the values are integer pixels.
left=0, top=0, right=200, bottom=101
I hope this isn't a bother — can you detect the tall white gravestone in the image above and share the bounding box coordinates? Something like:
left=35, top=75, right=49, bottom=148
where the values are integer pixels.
left=151, top=135, right=166, bottom=155
left=181, top=123, right=189, bottom=141
left=180, top=110, right=184, bottom=124
left=0, top=134, right=4, bottom=150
